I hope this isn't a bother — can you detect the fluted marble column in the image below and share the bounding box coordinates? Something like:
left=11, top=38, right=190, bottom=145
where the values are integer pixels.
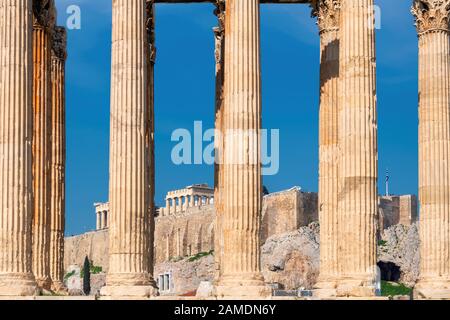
left=101, top=0, right=158, bottom=297
left=216, top=0, right=270, bottom=298
left=0, top=0, right=37, bottom=296
left=102, top=211, right=108, bottom=229
left=145, top=0, right=156, bottom=283
left=32, top=0, right=55, bottom=291
left=97, top=213, right=101, bottom=230
left=49, top=26, right=67, bottom=293
left=412, top=0, right=450, bottom=299
left=213, top=0, right=225, bottom=282
left=165, top=199, right=170, bottom=216
left=311, top=0, right=341, bottom=296
left=336, top=0, right=378, bottom=297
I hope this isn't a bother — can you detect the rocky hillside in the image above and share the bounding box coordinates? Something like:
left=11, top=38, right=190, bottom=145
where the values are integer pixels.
left=66, top=222, right=420, bottom=295
left=260, top=222, right=419, bottom=290
left=378, top=223, right=419, bottom=287
left=261, top=222, right=320, bottom=290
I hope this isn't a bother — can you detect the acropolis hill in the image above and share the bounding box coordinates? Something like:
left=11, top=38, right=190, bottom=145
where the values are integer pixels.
left=1, top=0, right=450, bottom=300
left=63, top=184, right=418, bottom=296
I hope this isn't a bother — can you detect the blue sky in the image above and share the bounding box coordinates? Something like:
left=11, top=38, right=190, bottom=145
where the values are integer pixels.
left=56, top=0, right=419, bottom=236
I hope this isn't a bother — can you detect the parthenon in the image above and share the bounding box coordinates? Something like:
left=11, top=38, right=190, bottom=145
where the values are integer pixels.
left=1, top=0, right=450, bottom=300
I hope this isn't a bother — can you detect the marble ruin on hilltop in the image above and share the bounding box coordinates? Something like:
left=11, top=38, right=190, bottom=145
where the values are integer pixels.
left=64, top=184, right=417, bottom=295
left=1, top=0, right=450, bottom=299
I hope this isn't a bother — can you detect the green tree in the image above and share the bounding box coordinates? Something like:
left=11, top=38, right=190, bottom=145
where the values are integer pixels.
left=83, top=256, right=91, bottom=295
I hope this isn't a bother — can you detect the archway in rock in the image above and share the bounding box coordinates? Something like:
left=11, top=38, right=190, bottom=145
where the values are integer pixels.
left=377, top=261, right=401, bottom=282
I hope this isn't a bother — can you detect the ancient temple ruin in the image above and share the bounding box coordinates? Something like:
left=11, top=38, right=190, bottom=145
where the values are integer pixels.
left=1, top=0, right=450, bottom=300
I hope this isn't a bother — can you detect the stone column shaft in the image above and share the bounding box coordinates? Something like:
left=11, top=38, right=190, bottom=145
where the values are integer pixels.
left=0, top=0, right=37, bottom=296
left=312, top=0, right=341, bottom=292
left=32, top=1, right=55, bottom=290
left=145, top=0, right=156, bottom=279
left=216, top=0, right=270, bottom=297
left=412, top=0, right=450, bottom=299
left=49, top=26, right=67, bottom=292
left=166, top=199, right=170, bottom=215
left=213, top=6, right=226, bottom=282
left=336, top=0, right=378, bottom=296
left=97, top=213, right=101, bottom=230
left=103, top=211, right=108, bottom=229
left=101, top=0, right=157, bottom=297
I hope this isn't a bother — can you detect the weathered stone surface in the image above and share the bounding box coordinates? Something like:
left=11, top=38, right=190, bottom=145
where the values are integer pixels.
left=196, top=281, right=215, bottom=298
left=336, top=0, right=378, bottom=297
left=0, top=0, right=37, bottom=296
left=213, top=0, right=226, bottom=284
left=32, top=0, right=56, bottom=291
left=261, top=188, right=318, bottom=243
left=378, top=196, right=418, bottom=233
left=65, top=264, right=106, bottom=296
left=64, top=230, right=109, bottom=273
left=378, top=224, right=420, bottom=287
left=65, top=189, right=321, bottom=278
left=261, top=223, right=320, bottom=290
left=65, top=265, right=81, bottom=294
left=155, top=255, right=215, bottom=296
left=64, top=220, right=424, bottom=296
left=311, top=0, right=340, bottom=291
left=216, top=0, right=270, bottom=298
left=102, top=0, right=157, bottom=297
left=412, top=0, right=450, bottom=299
left=154, top=205, right=215, bottom=264
left=90, top=274, right=106, bottom=296
left=49, top=25, right=67, bottom=293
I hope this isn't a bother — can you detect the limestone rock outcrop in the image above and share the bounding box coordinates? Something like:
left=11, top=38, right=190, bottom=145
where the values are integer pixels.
left=154, top=255, right=215, bottom=296
left=378, top=224, right=420, bottom=287
left=261, top=223, right=320, bottom=290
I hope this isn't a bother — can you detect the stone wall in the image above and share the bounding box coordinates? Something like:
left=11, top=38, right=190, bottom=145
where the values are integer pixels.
left=261, top=187, right=318, bottom=243
left=378, top=195, right=418, bottom=231
left=65, top=188, right=319, bottom=275
left=64, top=229, right=109, bottom=273
left=64, top=188, right=417, bottom=295
left=154, top=205, right=215, bottom=264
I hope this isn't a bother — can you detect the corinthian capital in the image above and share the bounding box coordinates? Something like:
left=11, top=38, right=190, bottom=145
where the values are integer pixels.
left=412, top=0, right=450, bottom=34
left=311, top=0, right=341, bottom=33
left=33, top=0, right=56, bottom=31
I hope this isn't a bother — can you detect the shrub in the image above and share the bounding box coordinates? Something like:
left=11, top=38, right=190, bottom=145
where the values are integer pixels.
left=83, top=256, right=91, bottom=295
left=64, top=270, right=75, bottom=281
left=378, top=240, right=387, bottom=247
left=381, top=281, right=412, bottom=297
left=188, top=250, right=214, bottom=262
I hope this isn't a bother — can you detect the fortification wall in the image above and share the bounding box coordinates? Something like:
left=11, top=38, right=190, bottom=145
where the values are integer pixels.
left=64, top=229, right=109, bottom=272
left=64, top=189, right=319, bottom=274
left=154, top=205, right=215, bottom=264
left=261, top=188, right=318, bottom=242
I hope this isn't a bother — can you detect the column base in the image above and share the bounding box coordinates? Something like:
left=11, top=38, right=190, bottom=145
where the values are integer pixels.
left=215, top=275, right=272, bottom=298
left=0, top=273, right=38, bottom=296
left=101, top=273, right=159, bottom=298
left=100, top=285, right=159, bottom=298
left=312, top=278, right=339, bottom=298
left=414, top=279, right=450, bottom=300
left=335, top=278, right=377, bottom=297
